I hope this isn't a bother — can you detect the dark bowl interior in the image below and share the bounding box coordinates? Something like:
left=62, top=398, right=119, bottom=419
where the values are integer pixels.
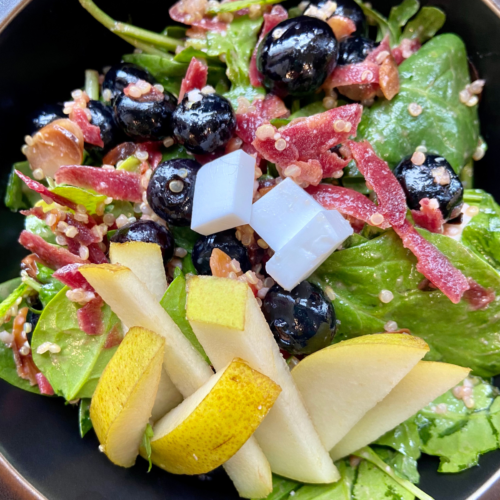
left=1, top=0, right=500, bottom=499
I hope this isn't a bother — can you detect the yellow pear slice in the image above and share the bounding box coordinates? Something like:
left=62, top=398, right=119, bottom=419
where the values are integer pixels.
left=291, top=334, right=429, bottom=451
left=330, top=360, right=470, bottom=460
left=109, top=241, right=167, bottom=301
left=80, top=264, right=273, bottom=499
left=186, top=275, right=339, bottom=484
left=151, top=368, right=184, bottom=423
left=90, top=327, right=165, bottom=467
left=150, top=358, right=281, bottom=475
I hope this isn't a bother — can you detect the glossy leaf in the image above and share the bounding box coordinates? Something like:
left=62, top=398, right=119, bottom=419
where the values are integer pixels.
left=0, top=341, right=40, bottom=394
left=4, top=162, right=39, bottom=211
left=171, top=225, right=199, bottom=252
left=0, top=279, right=22, bottom=301
left=50, top=186, right=107, bottom=214
left=0, top=283, right=30, bottom=321
left=141, top=423, right=154, bottom=472
left=402, top=7, right=446, bottom=43
left=31, top=287, right=120, bottom=401
left=208, top=0, right=282, bottom=14
left=25, top=215, right=57, bottom=245
left=389, top=0, right=420, bottom=31
left=360, top=34, right=479, bottom=173
left=312, top=229, right=500, bottom=377
left=79, top=398, right=93, bottom=437
left=36, top=264, right=64, bottom=308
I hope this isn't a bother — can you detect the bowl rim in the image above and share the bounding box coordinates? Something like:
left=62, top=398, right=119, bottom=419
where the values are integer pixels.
left=1, top=0, right=500, bottom=499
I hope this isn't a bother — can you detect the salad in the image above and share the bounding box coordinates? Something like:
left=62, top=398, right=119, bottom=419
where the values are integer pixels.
left=1, top=0, right=499, bottom=498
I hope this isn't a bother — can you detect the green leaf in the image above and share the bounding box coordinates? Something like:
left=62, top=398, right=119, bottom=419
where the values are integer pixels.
left=116, top=156, right=141, bottom=172
left=5, top=166, right=27, bottom=211
left=208, top=0, right=282, bottom=14
left=79, top=398, right=93, bottom=437
left=389, top=0, right=420, bottom=32
left=354, top=0, right=397, bottom=44
left=162, top=144, right=191, bottom=162
left=0, top=340, right=41, bottom=394
left=0, top=278, right=22, bottom=301
left=25, top=215, right=57, bottom=245
left=375, top=418, right=422, bottom=462
left=50, top=186, right=107, bottom=214
left=359, top=34, right=479, bottom=173
left=0, top=284, right=31, bottom=323
left=31, top=287, right=121, bottom=401
left=461, top=189, right=500, bottom=271
left=171, top=226, right=200, bottom=253
left=182, top=253, right=198, bottom=275
left=270, top=118, right=291, bottom=128
left=312, top=228, right=500, bottom=377
left=141, top=423, right=155, bottom=472
left=36, top=265, right=64, bottom=308
left=415, top=377, right=500, bottom=472
left=162, top=26, right=187, bottom=39
left=402, top=7, right=446, bottom=43
left=160, top=273, right=209, bottom=363
left=289, top=102, right=326, bottom=120
left=259, top=476, right=301, bottom=500
left=373, top=446, right=420, bottom=484
left=173, top=46, right=225, bottom=67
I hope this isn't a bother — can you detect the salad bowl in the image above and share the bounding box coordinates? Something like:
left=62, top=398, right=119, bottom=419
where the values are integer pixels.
left=2, top=0, right=500, bottom=499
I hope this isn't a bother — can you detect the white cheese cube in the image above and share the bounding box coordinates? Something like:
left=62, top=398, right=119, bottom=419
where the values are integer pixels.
left=266, top=210, right=353, bottom=291
left=191, top=150, right=256, bottom=235
left=250, top=177, right=324, bottom=251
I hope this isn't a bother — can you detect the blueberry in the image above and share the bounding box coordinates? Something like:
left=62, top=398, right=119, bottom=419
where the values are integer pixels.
left=192, top=230, right=251, bottom=276
left=103, top=63, right=157, bottom=100
left=172, top=91, right=236, bottom=154
left=86, top=100, right=122, bottom=152
left=28, top=103, right=65, bottom=134
left=110, top=220, right=175, bottom=268
left=257, top=16, right=338, bottom=96
left=338, top=36, right=377, bottom=65
left=394, top=154, right=464, bottom=220
left=262, top=281, right=336, bottom=355
left=26, top=295, right=43, bottom=340
left=147, top=159, right=201, bottom=227
left=114, top=90, right=177, bottom=141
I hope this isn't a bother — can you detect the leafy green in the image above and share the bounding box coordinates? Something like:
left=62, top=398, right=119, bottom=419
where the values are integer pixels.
left=415, top=377, right=500, bottom=472
left=4, top=162, right=40, bottom=211
left=25, top=215, right=57, bottom=245
left=160, top=273, right=209, bottom=363
left=461, top=189, right=500, bottom=271
left=205, top=15, right=265, bottom=106
left=402, top=7, right=446, bottom=43
left=79, top=398, right=93, bottom=437
left=289, top=102, right=326, bottom=120
left=104, top=200, right=135, bottom=220
left=388, top=0, right=419, bottom=33
left=181, top=253, right=198, bottom=275
left=51, top=186, right=107, bottom=214
left=162, top=144, right=191, bottom=162
left=270, top=118, right=291, bottom=128
left=354, top=0, right=396, bottom=43
left=116, top=156, right=141, bottom=172
left=0, top=279, right=22, bottom=301
left=36, top=265, right=64, bottom=308
left=312, top=229, right=500, bottom=377
left=0, top=283, right=30, bottom=323
left=208, top=0, right=282, bottom=14
left=141, top=423, right=155, bottom=472
left=171, top=226, right=200, bottom=252
left=0, top=340, right=40, bottom=394
left=162, top=26, right=187, bottom=39
left=32, top=287, right=120, bottom=400
left=259, top=476, right=300, bottom=500
left=360, top=34, right=479, bottom=173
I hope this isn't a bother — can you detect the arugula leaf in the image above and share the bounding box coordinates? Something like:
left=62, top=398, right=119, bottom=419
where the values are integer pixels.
left=141, top=423, right=155, bottom=472
left=205, top=15, right=265, bottom=106
left=79, top=398, right=93, bottom=437
left=402, top=7, right=446, bottom=43
left=461, top=189, right=500, bottom=271
left=171, top=226, right=200, bottom=252
left=31, top=287, right=120, bottom=401
left=25, top=215, right=57, bottom=245
left=160, top=273, right=209, bottom=363
left=389, top=0, right=419, bottom=33
left=36, top=264, right=64, bottom=308
left=312, top=229, right=500, bottom=377
left=360, top=34, right=479, bottom=173
left=208, top=0, right=282, bottom=14
left=50, top=186, right=107, bottom=214
left=415, top=377, right=500, bottom=472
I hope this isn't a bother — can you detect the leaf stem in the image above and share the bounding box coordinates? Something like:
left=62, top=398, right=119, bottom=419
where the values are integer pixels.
left=354, top=447, right=435, bottom=500
left=79, top=0, right=183, bottom=53
left=84, top=70, right=100, bottom=101
left=207, top=0, right=282, bottom=14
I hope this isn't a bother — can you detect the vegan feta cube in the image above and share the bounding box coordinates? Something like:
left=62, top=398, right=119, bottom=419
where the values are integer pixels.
left=266, top=210, right=353, bottom=291
left=191, top=150, right=256, bottom=235
left=250, top=178, right=325, bottom=252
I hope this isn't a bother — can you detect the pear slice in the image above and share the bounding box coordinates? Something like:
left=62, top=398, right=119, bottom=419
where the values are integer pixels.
left=90, top=327, right=164, bottom=467
left=109, top=241, right=167, bottom=301
left=80, top=264, right=273, bottom=499
left=150, top=358, right=281, bottom=475
left=330, top=361, right=470, bottom=460
left=151, top=368, right=184, bottom=423
left=291, top=334, right=430, bottom=451
left=186, top=275, right=339, bottom=484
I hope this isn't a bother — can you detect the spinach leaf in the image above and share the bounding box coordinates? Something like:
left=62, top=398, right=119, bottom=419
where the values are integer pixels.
left=162, top=144, right=191, bottom=162
left=4, top=161, right=39, bottom=211
left=388, top=0, right=419, bottom=33
left=104, top=200, right=135, bottom=220
left=171, top=226, right=200, bottom=252
left=32, top=287, right=120, bottom=401
left=461, top=189, right=500, bottom=271
left=160, top=273, right=209, bottom=363
left=141, top=423, right=154, bottom=472
left=259, top=476, right=300, bottom=500
left=36, top=265, right=64, bottom=308
left=312, top=229, right=500, bottom=377
left=50, top=186, right=107, bottom=214
left=354, top=0, right=396, bottom=43
left=25, top=215, right=57, bottom=245
left=173, top=46, right=224, bottom=66
left=359, top=34, right=479, bottom=173
left=79, top=398, right=93, bottom=437
left=0, top=340, right=40, bottom=394
left=205, top=15, right=265, bottom=106
left=0, top=279, right=22, bottom=301
left=0, top=283, right=30, bottom=323
left=415, top=377, right=500, bottom=472
left=402, top=7, right=446, bottom=43
left=289, top=102, right=326, bottom=120
left=373, top=446, right=420, bottom=484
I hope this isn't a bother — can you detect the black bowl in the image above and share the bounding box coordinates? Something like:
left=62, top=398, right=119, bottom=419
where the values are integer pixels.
left=1, top=1, right=500, bottom=499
